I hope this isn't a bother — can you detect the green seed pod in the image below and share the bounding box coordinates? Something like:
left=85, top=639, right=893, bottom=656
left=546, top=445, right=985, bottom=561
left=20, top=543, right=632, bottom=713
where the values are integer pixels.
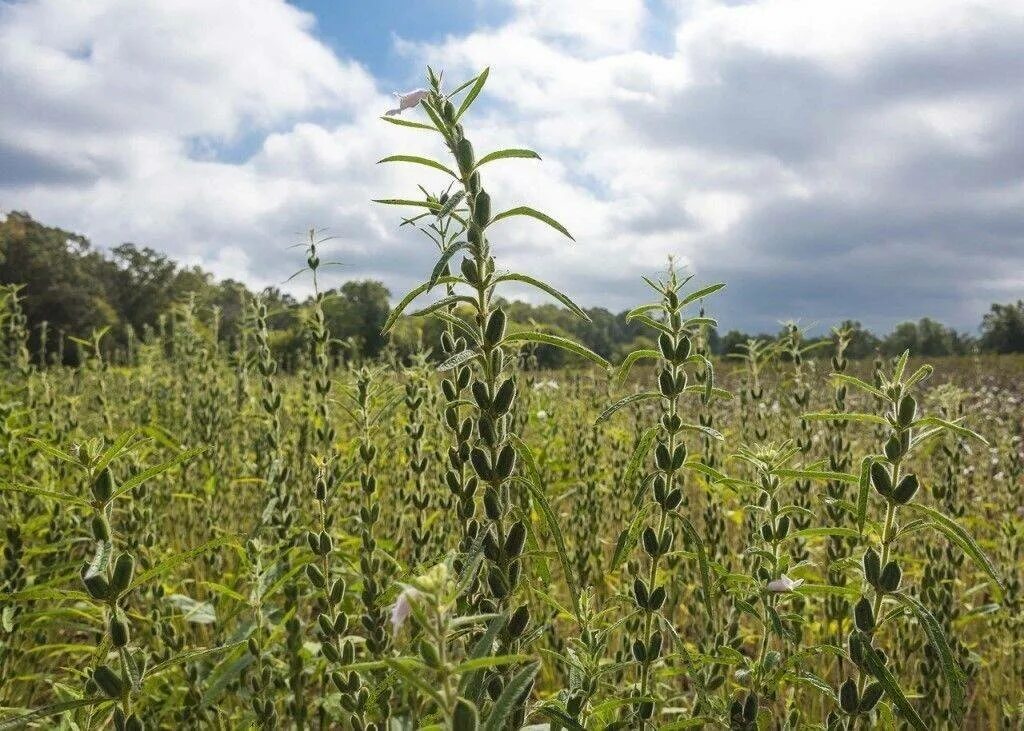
left=658, top=332, right=674, bottom=359
left=443, top=99, right=456, bottom=122
left=862, top=547, right=880, bottom=587
left=839, top=678, right=859, bottom=714
left=655, top=443, right=671, bottom=471
left=110, top=553, right=135, bottom=595
left=456, top=138, right=475, bottom=173
left=322, top=641, right=341, bottom=663
left=848, top=633, right=864, bottom=667
left=93, top=664, right=123, bottom=698
left=484, top=309, right=506, bottom=346
left=453, top=697, right=479, bottom=731
left=648, top=630, right=663, bottom=660
left=508, top=604, right=530, bottom=638
left=674, top=336, right=691, bottom=361
left=306, top=530, right=320, bottom=554
left=82, top=568, right=110, bottom=601
left=760, top=523, right=774, bottom=542
left=92, top=515, right=111, bottom=541
left=879, top=561, right=902, bottom=592
left=671, top=443, right=686, bottom=470
left=330, top=578, right=346, bottom=604
left=492, top=378, right=516, bottom=415
left=743, top=692, right=758, bottom=722
left=461, top=256, right=480, bottom=286
left=869, top=463, right=892, bottom=497
left=775, top=514, right=790, bottom=540
left=318, top=613, right=334, bottom=637
left=658, top=369, right=674, bottom=397
left=306, top=564, right=326, bottom=589
left=642, top=526, right=659, bottom=557
left=892, top=473, right=919, bottom=504
left=93, top=467, right=115, bottom=502
left=474, top=191, right=491, bottom=227
left=418, top=638, right=442, bottom=668
left=319, top=530, right=333, bottom=555
left=494, top=444, right=516, bottom=479
left=110, top=613, right=130, bottom=647
left=638, top=700, right=654, bottom=720
left=664, top=488, right=683, bottom=510
left=854, top=597, right=875, bottom=632
left=483, top=486, right=501, bottom=519
left=897, top=394, right=917, bottom=427
left=632, top=578, right=649, bottom=609
left=504, top=521, right=527, bottom=557
left=124, top=714, right=144, bottom=731
left=631, top=637, right=646, bottom=662
left=649, top=586, right=666, bottom=610
left=470, top=448, right=492, bottom=481
left=884, top=435, right=902, bottom=462
left=859, top=682, right=884, bottom=712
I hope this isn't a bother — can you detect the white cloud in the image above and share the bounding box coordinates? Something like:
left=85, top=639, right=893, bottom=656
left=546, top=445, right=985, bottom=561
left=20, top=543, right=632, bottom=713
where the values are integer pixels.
left=2, top=0, right=1023, bottom=332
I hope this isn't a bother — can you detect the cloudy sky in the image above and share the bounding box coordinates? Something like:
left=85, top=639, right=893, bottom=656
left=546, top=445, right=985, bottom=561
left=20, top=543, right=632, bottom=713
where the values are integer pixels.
left=2, top=0, right=1022, bottom=334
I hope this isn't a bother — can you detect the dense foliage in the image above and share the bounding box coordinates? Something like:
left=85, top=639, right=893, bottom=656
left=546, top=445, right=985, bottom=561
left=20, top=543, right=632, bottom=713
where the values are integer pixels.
left=1, top=68, right=1022, bottom=731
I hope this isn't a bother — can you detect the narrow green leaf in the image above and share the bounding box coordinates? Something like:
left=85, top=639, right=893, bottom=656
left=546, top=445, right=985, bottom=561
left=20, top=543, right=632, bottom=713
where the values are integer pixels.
left=492, top=273, right=589, bottom=320
left=380, top=115, right=436, bottom=131
left=680, top=283, right=726, bottom=307
left=490, top=206, right=574, bottom=241
left=474, top=148, right=541, bottom=168
left=502, top=331, right=608, bottom=368
left=615, top=349, right=661, bottom=386
left=377, top=155, right=456, bottom=178
left=128, top=535, right=237, bottom=592
left=859, top=636, right=927, bottom=731
left=892, top=592, right=965, bottom=722
left=455, top=67, right=489, bottom=121
left=110, top=447, right=207, bottom=501
left=595, top=391, right=661, bottom=425
left=0, top=697, right=111, bottom=730
left=905, top=503, right=1004, bottom=597
left=481, top=660, right=539, bottom=731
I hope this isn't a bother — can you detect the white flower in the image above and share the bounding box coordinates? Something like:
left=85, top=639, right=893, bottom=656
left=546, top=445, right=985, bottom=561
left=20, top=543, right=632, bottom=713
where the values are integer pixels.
left=767, top=574, right=804, bottom=593
left=385, top=89, right=429, bottom=117
left=390, top=586, right=421, bottom=636
left=536, top=410, right=548, bottom=420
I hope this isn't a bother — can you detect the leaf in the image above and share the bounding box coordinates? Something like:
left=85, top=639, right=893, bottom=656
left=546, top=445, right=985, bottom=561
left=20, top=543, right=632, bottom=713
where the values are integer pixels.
left=595, top=391, right=661, bottom=425
left=490, top=206, right=574, bottom=241
left=454, top=654, right=531, bottom=674
left=858, top=635, right=927, bottom=731
left=428, top=243, right=469, bottom=288
left=680, top=283, right=726, bottom=307
left=129, top=535, right=238, bottom=592
left=676, top=515, right=715, bottom=625
left=380, top=115, right=436, bottom=131
left=615, top=349, right=661, bottom=385
left=892, top=592, right=965, bottom=722
left=167, top=593, right=218, bottom=624
left=0, top=697, right=111, bottom=730
left=372, top=198, right=443, bottom=211
left=438, top=349, right=479, bottom=371
left=624, top=427, right=659, bottom=494
left=25, top=438, right=79, bottom=466
left=0, top=482, right=89, bottom=507
left=460, top=614, right=508, bottom=700
left=783, top=527, right=861, bottom=542
left=145, top=642, right=247, bottom=680
left=855, top=456, right=873, bottom=534
left=377, top=154, right=456, bottom=178
left=803, top=411, right=889, bottom=426
left=382, top=275, right=464, bottom=332
left=110, top=447, right=207, bottom=501
left=409, top=295, right=476, bottom=318
left=509, top=435, right=580, bottom=614
left=455, top=66, right=489, bottom=121
left=492, top=273, right=589, bottom=321
left=905, top=503, right=1004, bottom=597
left=910, top=417, right=988, bottom=446
left=84, top=540, right=112, bottom=580
left=92, top=430, right=138, bottom=476
left=610, top=504, right=650, bottom=573
left=437, top=189, right=466, bottom=219
left=475, top=148, right=541, bottom=169
left=481, top=660, right=539, bottom=731
left=502, top=331, right=608, bottom=368
left=829, top=374, right=886, bottom=399
left=776, top=468, right=858, bottom=484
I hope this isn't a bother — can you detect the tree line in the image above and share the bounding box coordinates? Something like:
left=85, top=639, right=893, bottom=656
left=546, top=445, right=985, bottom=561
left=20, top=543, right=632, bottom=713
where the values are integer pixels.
left=2, top=211, right=1022, bottom=367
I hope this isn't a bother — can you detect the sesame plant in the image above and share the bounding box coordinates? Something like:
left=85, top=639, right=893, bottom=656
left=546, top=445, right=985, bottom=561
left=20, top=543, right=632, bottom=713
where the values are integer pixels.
left=0, top=66, right=1021, bottom=731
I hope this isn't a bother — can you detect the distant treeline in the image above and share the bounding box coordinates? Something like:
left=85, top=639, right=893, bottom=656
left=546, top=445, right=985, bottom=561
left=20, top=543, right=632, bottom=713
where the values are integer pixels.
left=2, top=211, right=1023, bottom=367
